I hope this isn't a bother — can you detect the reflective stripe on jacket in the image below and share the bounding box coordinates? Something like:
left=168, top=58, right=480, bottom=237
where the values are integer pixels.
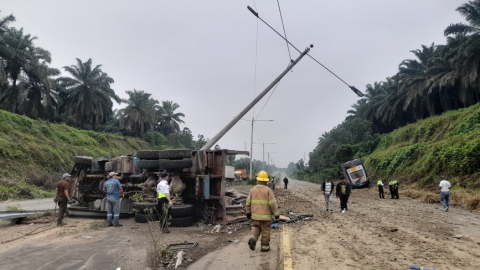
left=245, top=184, right=279, bottom=221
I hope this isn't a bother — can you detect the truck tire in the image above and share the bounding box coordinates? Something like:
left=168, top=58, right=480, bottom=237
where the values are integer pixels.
left=158, top=149, right=192, bottom=159
left=74, top=156, right=93, bottom=166
left=134, top=212, right=160, bottom=223
left=158, top=160, right=193, bottom=170
left=137, top=160, right=160, bottom=169
left=170, top=204, right=194, bottom=218
left=133, top=202, right=157, bottom=213
left=136, top=150, right=160, bottom=160
left=169, top=216, right=195, bottom=227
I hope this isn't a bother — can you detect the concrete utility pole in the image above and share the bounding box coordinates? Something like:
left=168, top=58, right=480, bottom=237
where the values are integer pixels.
left=249, top=118, right=273, bottom=180
left=199, top=47, right=310, bottom=151
left=254, top=142, right=275, bottom=170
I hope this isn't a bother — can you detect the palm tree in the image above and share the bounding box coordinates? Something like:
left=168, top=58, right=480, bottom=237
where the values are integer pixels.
left=0, top=12, right=15, bottom=96
left=2, top=28, right=53, bottom=113
left=118, top=89, right=159, bottom=137
left=58, top=58, right=120, bottom=130
left=156, top=100, right=185, bottom=136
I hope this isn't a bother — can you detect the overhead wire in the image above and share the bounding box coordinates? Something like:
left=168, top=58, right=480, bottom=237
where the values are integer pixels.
left=247, top=6, right=364, bottom=97
left=256, top=81, right=280, bottom=119
left=276, top=0, right=292, bottom=61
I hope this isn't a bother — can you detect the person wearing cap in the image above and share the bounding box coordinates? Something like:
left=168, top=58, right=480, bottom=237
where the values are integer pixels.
left=245, top=170, right=280, bottom=252
left=55, top=173, right=72, bottom=226
left=336, top=176, right=352, bottom=214
left=103, top=172, right=124, bottom=227
left=157, top=172, right=173, bottom=233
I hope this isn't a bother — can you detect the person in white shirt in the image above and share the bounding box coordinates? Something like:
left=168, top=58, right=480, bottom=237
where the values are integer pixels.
left=321, top=178, right=335, bottom=212
left=157, top=172, right=173, bottom=233
left=439, top=178, right=451, bottom=212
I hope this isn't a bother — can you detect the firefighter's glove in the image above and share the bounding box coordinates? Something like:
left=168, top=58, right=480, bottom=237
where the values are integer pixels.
left=53, top=198, right=58, bottom=203
left=246, top=213, right=251, bottom=220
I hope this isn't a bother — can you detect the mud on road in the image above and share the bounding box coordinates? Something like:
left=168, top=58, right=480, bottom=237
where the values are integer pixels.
left=277, top=179, right=480, bottom=270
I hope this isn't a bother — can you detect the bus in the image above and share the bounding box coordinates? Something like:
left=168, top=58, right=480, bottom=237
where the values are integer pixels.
left=341, top=158, right=370, bottom=188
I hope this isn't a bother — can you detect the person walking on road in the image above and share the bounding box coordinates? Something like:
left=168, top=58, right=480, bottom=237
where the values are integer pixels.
left=389, top=180, right=395, bottom=199
left=271, top=176, right=275, bottom=190
left=336, top=177, right=351, bottom=214
left=157, top=172, right=173, bottom=233
left=321, top=178, right=335, bottom=212
left=103, top=172, right=124, bottom=227
left=283, top=177, right=289, bottom=189
left=55, top=173, right=73, bottom=226
left=377, top=180, right=385, bottom=199
left=439, top=178, right=451, bottom=212
left=246, top=171, right=280, bottom=252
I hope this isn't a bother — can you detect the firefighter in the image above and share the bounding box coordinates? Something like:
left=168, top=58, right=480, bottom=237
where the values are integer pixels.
left=389, top=180, right=394, bottom=199
left=246, top=171, right=280, bottom=252
left=377, top=179, right=385, bottom=199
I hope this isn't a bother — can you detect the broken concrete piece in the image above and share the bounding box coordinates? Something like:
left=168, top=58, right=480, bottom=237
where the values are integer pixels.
left=175, top=250, right=184, bottom=269
left=211, top=224, right=221, bottom=233
left=279, top=215, right=290, bottom=221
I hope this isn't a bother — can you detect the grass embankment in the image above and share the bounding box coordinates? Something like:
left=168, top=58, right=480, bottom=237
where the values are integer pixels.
left=0, top=110, right=155, bottom=201
left=363, top=104, right=480, bottom=209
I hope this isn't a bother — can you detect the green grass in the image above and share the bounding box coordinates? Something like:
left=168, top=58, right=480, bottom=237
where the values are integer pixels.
left=0, top=109, right=159, bottom=201
left=363, top=103, right=480, bottom=188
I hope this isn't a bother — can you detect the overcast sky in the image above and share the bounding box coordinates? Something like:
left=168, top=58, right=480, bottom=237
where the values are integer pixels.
left=2, top=0, right=466, bottom=167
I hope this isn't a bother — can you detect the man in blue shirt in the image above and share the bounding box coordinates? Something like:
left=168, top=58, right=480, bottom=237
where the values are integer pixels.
left=103, top=172, right=124, bottom=227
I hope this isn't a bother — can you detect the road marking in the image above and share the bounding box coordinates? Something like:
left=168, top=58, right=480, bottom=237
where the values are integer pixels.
left=283, top=226, right=293, bottom=270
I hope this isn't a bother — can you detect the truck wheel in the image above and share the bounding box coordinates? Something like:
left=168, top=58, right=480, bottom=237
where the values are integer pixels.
left=74, top=156, right=93, bottom=166
left=158, top=160, right=193, bottom=170
left=133, top=202, right=158, bottom=214
left=136, top=150, right=159, bottom=160
left=137, top=160, right=160, bottom=169
left=170, top=204, right=194, bottom=218
left=134, top=212, right=160, bottom=223
left=169, top=216, right=195, bottom=227
left=158, top=149, right=192, bottom=159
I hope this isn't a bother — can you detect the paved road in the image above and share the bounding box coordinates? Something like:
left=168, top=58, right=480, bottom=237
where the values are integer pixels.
left=0, top=198, right=55, bottom=211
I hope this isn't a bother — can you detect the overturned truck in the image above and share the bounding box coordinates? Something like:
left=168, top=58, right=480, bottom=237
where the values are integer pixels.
left=69, top=149, right=248, bottom=225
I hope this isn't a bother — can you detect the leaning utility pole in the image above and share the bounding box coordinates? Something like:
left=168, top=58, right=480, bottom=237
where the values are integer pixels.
left=200, top=48, right=311, bottom=180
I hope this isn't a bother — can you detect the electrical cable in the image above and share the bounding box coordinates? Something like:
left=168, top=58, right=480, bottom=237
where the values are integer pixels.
left=276, top=0, right=292, bottom=61
left=253, top=125, right=264, bottom=144
left=256, top=81, right=280, bottom=119
left=247, top=6, right=364, bottom=97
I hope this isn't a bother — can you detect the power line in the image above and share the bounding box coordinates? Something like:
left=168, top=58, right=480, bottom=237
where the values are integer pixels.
left=256, top=81, right=280, bottom=119
left=247, top=6, right=364, bottom=97
left=276, top=0, right=292, bottom=61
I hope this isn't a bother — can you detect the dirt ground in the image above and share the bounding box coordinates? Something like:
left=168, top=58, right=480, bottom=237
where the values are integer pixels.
left=278, top=178, right=480, bottom=270
left=1, top=178, right=480, bottom=270
left=0, top=215, right=251, bottom=270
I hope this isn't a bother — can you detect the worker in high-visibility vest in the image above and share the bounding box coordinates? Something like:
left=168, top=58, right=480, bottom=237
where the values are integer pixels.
left=393, top=180, right=400, bottom=199
left=157, top=172, right=173, bottom=233
left=377, top=180, right=385, bottom=199
left=246, top=171, right=280, bottom=252
left=389, top=180, right=395, bottom=199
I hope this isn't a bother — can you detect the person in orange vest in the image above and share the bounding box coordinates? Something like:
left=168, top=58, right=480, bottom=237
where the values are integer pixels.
left=245, top=171, right=280, bottom=252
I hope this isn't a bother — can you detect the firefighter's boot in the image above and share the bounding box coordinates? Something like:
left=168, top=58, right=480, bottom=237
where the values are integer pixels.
left=260, top=245, right=270, bottom=252
left=248, top=236, right=257, bottom=251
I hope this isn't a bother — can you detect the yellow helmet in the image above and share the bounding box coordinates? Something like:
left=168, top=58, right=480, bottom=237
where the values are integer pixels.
left=256, top=171, right=269, bottom=181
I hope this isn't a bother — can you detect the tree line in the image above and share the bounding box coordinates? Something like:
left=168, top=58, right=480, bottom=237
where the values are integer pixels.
left=0, top=11, right=210, bottom=149
left=291, top=0, right=480, bottom=181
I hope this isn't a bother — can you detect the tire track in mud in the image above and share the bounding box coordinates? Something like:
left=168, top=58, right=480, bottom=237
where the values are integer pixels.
left=274, top=179, right=480, bottom=270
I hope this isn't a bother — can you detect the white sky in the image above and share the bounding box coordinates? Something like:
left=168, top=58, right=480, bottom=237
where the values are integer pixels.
left=1, top=0, right=466, bottom=167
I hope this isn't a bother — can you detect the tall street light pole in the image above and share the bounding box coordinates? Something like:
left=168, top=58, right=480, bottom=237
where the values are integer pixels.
left=253, top=142, right=275, bottom=170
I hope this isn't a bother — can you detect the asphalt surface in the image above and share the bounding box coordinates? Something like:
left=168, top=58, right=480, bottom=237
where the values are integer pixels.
left=0, top=198, right=55, bottom=211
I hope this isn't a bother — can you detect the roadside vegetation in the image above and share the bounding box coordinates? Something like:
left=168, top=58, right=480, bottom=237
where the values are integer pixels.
left=289, top=1, right=480, bottom=203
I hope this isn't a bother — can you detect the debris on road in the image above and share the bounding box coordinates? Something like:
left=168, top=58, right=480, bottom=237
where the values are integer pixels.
left=278, top=215, right=290, bottom=222
left=211, top=224, right=221, bottom=233
left=391, top=228, right=399, bottom=232
left=175, top=250, right=184, bottom=269
left=271, top=222, right=280, bottom=228
left=228, top=239, right=239, bottom=243
left=452, top=235, right=463, bottom=239
left=410, top=265, right=436, bottom=270
left=166, top=242, right=198, bottom=251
